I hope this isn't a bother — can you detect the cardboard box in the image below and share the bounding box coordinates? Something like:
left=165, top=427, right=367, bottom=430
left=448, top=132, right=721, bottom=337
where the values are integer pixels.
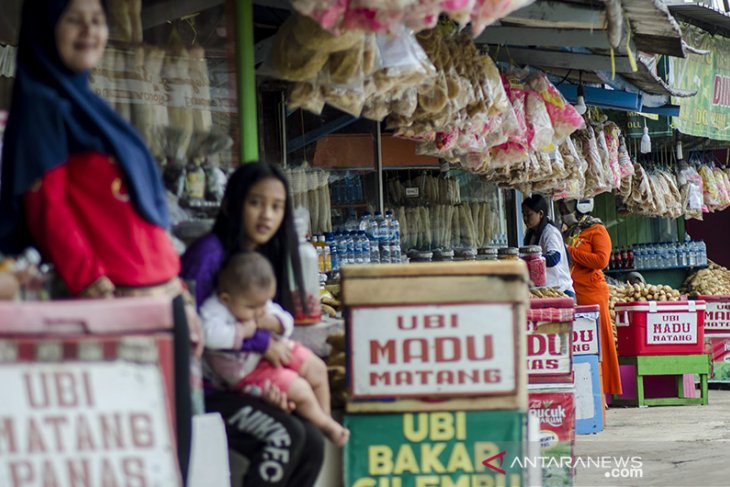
left=573, top=355, right=604, bottom=435
left=615, top=301, right=706, bottom=356
left=344, top=410, right=525, bottom=487
left=528, top=389, right=575, bottom=487
left=0, top=297, right=181, bottom=486
left=342, top=262, right=529, bottom=413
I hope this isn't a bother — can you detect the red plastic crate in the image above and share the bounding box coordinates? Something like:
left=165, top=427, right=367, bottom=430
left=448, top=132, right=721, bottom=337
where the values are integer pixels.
left=615, top=300, right=706, bottom=356
left=697, top=295, right=730, bottom=334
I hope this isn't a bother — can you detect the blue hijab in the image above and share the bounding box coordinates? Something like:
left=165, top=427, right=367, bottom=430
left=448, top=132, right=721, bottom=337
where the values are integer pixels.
left=0, top=0, right=169, bottom=254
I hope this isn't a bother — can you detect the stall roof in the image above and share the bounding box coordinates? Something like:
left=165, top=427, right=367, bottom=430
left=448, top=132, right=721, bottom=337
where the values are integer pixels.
left=477, top=0, right=693, bottom=98
left=618, top=0, right=685, bottom=57
left=665, top=1, right=730, bottom=38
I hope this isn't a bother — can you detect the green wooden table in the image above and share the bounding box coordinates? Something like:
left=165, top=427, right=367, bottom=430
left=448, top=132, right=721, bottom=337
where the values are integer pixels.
left=612, top=355, right=710, bottom=407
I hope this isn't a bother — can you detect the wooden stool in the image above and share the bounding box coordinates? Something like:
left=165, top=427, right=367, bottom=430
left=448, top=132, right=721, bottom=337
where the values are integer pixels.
left=611, top=355, right=709, bottom=407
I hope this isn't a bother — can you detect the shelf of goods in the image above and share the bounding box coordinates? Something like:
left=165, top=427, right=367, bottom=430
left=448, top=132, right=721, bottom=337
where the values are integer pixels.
left=698, top=295, right=730, bottom=383
left=612, top=300, right=709, bottom=406
left=526, top=298, right=577, bottom=486
left=341, top=261, right=529, bottom=486
left=604, top=265, right=708, bottom=274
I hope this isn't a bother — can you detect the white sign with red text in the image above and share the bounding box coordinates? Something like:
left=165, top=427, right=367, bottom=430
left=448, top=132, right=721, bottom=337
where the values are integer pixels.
left=0, top=362, right=180, bottom=487
left=572, top=314, right=600, bottom=356
left=527, top=324, right=572, bottom=376
left=647, top=312, right=698, bottom=344
left=704, top=300, right=730, bottom=333
left=349, top=303, right=516, bottom=398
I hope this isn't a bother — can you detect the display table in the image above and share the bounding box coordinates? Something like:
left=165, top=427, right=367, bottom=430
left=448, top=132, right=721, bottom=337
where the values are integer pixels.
left=611, top=355, right=710, bottom=407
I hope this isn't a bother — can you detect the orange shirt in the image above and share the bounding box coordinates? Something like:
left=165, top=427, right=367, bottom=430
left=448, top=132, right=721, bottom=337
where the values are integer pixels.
left=568, top=224, right=611, bottom=295
left=24, top=152, right=180, bottom=295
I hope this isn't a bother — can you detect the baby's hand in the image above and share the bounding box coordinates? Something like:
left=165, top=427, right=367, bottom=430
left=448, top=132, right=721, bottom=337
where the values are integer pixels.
left=257, top=313, right=283, bottom=334
left=264, top=338, right=292, bottom=367
left=236, top=319, right=257, bottom=339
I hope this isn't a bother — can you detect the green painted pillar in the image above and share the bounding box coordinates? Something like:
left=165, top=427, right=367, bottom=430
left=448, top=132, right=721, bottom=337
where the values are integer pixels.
left=235, top=0, right=258, bottom=163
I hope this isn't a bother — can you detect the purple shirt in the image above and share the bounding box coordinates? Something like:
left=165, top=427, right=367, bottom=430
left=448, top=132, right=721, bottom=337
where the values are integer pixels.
left=180, top=233, right=271, bottom=353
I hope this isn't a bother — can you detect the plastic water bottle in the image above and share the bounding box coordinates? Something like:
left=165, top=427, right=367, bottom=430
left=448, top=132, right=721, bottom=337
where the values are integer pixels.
left=326, top=233, right=338, bottom=271
left=359, top=212, right=372, bottom=232
left=381, top=212, right=393, bottom=264
left=358, top=231, right=371, bottom=264
left=389, top=213, right=401, bottom=263
left=373, top=212, right=387, bottom=263
left=367, top=216, right=380, bottom=264
left=697, top=240, right=707, bottom=266
left=352, top=231, right=363, bottom=264
left=635, top=245, right=644, bottom=270
left=345, top=231, right=355, bottom=265
left=335, top=232, right=346, bottom=266
left=294, top=209, right=322, bottom=320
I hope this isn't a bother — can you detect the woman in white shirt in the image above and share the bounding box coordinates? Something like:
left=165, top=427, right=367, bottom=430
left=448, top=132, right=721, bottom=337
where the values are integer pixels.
left=522, top=194, right=576, bottom=297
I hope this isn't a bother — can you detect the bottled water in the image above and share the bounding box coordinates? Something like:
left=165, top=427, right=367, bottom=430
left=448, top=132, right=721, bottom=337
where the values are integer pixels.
left=367, top=216, right=380, bottom=264
left=374, top=211, right=389, bottom=263
left=335, top=232, right=347, bottom=266
left=697, top=240, right=707, bottom=266
left=359, top=212, right=372, bottom=232
left=634, top=245, right=644, bottom=270
left=326, top=233, right=338, bottom=271
left=383, top=211, right=395, bottom=264
left=358, top=231, right=371, bottom=264
left=390, top=215, right=401, bottom=263
left=345, top=232, right=355, bottom=265
left=352, top=231, right=363, bottom=264
left=687, top=241, right=697, bottom=267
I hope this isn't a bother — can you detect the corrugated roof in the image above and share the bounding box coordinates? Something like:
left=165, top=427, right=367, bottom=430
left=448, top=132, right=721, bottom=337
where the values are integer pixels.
left=565, top=0, right=685, bottom=57
left=621, top=0, right=685, bottom=57
left=666, top=1, right=730, bottom=38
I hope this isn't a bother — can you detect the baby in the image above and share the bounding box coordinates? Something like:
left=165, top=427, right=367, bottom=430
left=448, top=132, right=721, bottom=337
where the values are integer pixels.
left=200, top=251, right=349, bottom=447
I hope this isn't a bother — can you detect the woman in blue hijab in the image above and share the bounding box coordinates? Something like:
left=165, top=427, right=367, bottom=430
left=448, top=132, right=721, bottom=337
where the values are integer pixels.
left=0, top=0, right=177, bottom=297
left=0, top=0, right=202, bottom=479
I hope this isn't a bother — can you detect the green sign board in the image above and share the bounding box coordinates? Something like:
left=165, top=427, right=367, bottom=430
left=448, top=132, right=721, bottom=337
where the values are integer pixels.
left=344, top=410, right=525, bottom=487
left=625, top=112, right=672, bottom=139
left=670, top=25, right=730, bottom=140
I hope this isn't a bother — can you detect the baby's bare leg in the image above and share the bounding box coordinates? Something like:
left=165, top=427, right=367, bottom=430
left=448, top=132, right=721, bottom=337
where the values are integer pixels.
left=288, top=377, right=349, bottom=447
left=297, top=353, right=331, bottom=414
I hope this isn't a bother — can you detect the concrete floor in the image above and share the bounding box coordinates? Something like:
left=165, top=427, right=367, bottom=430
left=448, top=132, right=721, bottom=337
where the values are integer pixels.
left=574, top=388, right=730, bottom=487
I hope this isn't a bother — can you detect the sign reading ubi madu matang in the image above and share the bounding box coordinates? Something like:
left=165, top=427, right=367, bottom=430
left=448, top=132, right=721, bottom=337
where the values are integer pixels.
left=342, top=262, right=529, bottom=412
left=349, top=303, right=518, bottom=398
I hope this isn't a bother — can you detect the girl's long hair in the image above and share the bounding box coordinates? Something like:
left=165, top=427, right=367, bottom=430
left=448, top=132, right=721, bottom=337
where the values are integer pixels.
left=212, top=162, right=305, bottom=314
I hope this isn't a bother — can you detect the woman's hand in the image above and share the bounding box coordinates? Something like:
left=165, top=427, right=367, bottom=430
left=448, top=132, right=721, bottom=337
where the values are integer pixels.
left=264, top=339, right=292, bottom=367
left=243, top=380, right=295, bottom=412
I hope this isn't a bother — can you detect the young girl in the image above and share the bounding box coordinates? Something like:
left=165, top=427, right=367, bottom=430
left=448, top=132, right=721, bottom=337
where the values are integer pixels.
left=201, top=252, right=349, bottom=447
left=182, top=162, right=327, bottom=485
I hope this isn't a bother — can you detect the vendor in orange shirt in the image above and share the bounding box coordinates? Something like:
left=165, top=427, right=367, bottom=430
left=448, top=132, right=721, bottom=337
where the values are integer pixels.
left=560, top=198, right=622, bottom=396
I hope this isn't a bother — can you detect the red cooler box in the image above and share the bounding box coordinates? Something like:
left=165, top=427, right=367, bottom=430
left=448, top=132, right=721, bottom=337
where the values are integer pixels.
left=615, top=300, right=706, bottom=356
left=698, top=295, right=730, bottom=334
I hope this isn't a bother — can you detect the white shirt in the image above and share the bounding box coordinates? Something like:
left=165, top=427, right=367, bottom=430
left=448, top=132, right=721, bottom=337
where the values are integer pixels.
left=200, top=295, right=294, bottom=386
left=540, top=224, right=575, bottom=294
